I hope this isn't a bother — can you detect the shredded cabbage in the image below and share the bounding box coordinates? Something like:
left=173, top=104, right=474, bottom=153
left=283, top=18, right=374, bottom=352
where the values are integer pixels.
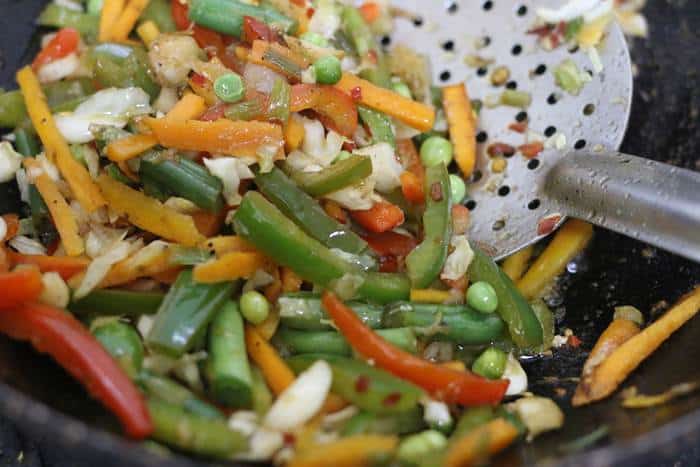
left=353, top=143, right=402, bottom=193
left=324, top=179, right=376, bottom=211
left=440, top=235, right=474, bottom=281
left=74, top=239, right=135, bottom=299
left=0, top=142, right=24, bottom=183
left=203, top=157, right=254, bottom=206
left=149, top=34, right=203, bottom=87
left=308, top=0, right=341, bottom=39
left=37, top=53, right=81, bottom=83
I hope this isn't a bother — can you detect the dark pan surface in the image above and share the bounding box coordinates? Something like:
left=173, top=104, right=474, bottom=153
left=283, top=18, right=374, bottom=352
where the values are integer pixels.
left=0, top=1, right=699, bottom=466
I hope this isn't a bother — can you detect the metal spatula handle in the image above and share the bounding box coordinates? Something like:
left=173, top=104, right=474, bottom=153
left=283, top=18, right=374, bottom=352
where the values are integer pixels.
left=545, top=151, right=700, bottom=263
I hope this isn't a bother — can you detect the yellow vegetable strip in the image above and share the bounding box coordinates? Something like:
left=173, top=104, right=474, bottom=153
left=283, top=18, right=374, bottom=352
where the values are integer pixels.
left=199, top=235, right=258, bottom=256
left=100, top=241, right=172, bottom=287
left=23, top=159, right=84, bottom=257
left=164, top=93, right=207, bottom=121
left=284, top=115, right=306, bottom=152
left=105, top=133, right=158, bottom=162
left=136, top=20, right=160, bottom=46
left=96, top=174, right=204, bottom=246
left=192, top=251, right=268, bottom=283
left=517, top=219, right=593, bottom=299
left=111, top=0, right=151, bottom=42
left=573, top=287, right=700, bottom=406
left=501, top=246, right=534, bottom=282
left=16, top=67, right=106, bottom=213
left=443, top=83, right=477, bottom=176
left=99, top=0, right=125, bottom=42
left=288, top=435, right=399, bottom=467
left=255, top=308, right=280, bottom=341
left=444, top=418, right=519, bottom=467
left=245, top=325, right=296, bottom=396
left=335, top=73, right=435, bottom=132
left=410, top=289, right=452, bottom=304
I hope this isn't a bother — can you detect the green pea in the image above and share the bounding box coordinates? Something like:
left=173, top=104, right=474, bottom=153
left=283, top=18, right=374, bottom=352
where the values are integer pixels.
left=214, top=73, right=245, bottom=103
left=392, top=81, right=413, bottom=99
left=300, top=32, right=329, bottom=48
left=449, top=174, right=466, bottom=204
left=239, top=290, right=270, bottom=325
left=397, top=430, right=447, bottom=464
left=87, top=0, right=104, bottom=15
left=466, top=281, right=498, bottom=313
left=420, top=136, right=453, bottom=167
left=313, top=55, right=342, bottom=85
left=471, top=347, right=507, bottom=380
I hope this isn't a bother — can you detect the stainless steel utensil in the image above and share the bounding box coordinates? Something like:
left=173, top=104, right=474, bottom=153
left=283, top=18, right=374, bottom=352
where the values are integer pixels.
left=388, top=0, right=700, bottom=262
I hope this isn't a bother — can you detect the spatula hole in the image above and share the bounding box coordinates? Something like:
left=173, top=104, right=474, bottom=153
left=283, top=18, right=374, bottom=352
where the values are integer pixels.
left=583, top=103, right=596, bottom=115
left=492, top=219, right=505, bottom=231
left=506, top=81, right=518, bottom=90
left=482, top=1, right=494, bottom=11
left=544, top=126, right=557, bottom=137
left=516, top=5, right=528, bottom=16
left=439, top=70, right=452, bottom=82
left=446, top=1, right=459, bottom=14
left=412, top=17, right=424, bottom=27
left=476, top=67, right=488, bottom=77
left=498, top=186, right=511, bottom=197
left=476, top=131, right=488, bottom=143
left=534, top=64, right=547, bottom=75
left=380, top=35, right=391, bottom=47
left=442, top=40, right=455, bottom=51
left=574, top=139, right=587, bottom=150
left=528, top=199, right=541, bottom=210
left=511, top=44, right=523, bottom=56
left=515, top=111, right=528, bottom=122
left=547, top=93, right=559, bottom=105
left=527, top=159, right=540, bottom=170
left=466, top=200, right=477, bottom=211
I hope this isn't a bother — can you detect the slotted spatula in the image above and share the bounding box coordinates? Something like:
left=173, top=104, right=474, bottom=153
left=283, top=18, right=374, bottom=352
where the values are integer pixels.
left=387, top=0, right=700, bottom=262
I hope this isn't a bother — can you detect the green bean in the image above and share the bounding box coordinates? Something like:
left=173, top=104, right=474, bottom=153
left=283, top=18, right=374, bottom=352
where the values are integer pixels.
left=250, top=366, right=272, bottom=417
left=188, top=0, right=297, bottom=37
left=139, top=0, right=177, bottom=32
left=105, top=163, right=136, bottom=186
left=267, top=77, right=290, bottom=123
left=277, top=327, right=418, bottom=356
left=288, top=354, right=425, bottom=414
left=397, top=430, right=448, bottom=465
left=282, top=155, right=373, bottom=197
left=88, top=43, right=160, bottom=99
left=147, top=399, right=247, bottom=459
left=146, top=270, right=235, bottom=358
left=92, top=321, right=144, bottom=378
left=277, top=293, right=384, bottom=330
left=531, top=299, right=555, bottom=352
left=358, top=107, right=395, bottom=148
left=224, top=97, right=267, bottom=121
left=140, top=372, right=224, bottom=420
left=341, top=407, right=425, bottom=436
left=38, top=3, right=99, bottom=38
left=71, top=289, right=165, bottom=316
left=205, top=301, right=253, bottom=408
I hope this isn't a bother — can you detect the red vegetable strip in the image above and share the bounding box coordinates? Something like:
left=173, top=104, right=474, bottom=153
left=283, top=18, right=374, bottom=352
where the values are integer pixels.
left=0, top=302, right=152, bottom=438
left=362, top=231, right=416, bottom=257
left=290, top=84, right=358, bottom=138
left=171, top=0, right=190, bottom=30
left=0, top=268, right=44, bottom=309
left=322, top=292, right=509, bottom=406
left=32, top=28, right=80, bottom=70
left=350, top=201, right=405, bottom=234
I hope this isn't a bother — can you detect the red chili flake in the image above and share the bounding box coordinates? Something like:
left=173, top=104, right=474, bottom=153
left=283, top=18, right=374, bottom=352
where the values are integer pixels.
left=342, top=140, right=357, bottom=152
left=190, top=72, right=208, bottom=87
left=355, top=375, right=370, bottom=393
left=509, top=121, right=527, bottom=133
left=518, top=141, right=544, bottom=159
left=567, top=335, right=582, bottom=348
left=430, top=182, right=443, bottom=201
left=550, top=32, right=561, bottom=49
left=382, top=393, right=401, bottom=407
left=487, top=142, right=516, bottom=158
left=527, top=24, right=555, bottom=37
left=350, top=86, right=363, bottom=101
left=367, top=50, right=378, bottom=65
left=537, top=214, right=562, bottom=236
left=283, top=433, right=296, bottom=445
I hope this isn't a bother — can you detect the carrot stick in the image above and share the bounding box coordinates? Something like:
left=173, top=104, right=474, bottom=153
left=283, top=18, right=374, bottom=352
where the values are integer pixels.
left=192, top=251, right=267, bottom=283
left=0, top=268, right=44, bottom=310
left=7, top=251, right=89, bottom=280
left=245, top=325, right=296, bottom=396
left=145, top=117, right=285, bottom=160
left=1, top=214, right=20, bottom=242
left=288, top=435, right=398, bottom=467
left=190, top=211, right=224, bottom=237
left=335, top=73, right=435, bottom=132
left=350, top=201, right=405, bottom=234
left=443, top=83, right=477, bottom=177
left=199, top=236, right=258, bottom=256
left=501, top=246, right=534, bottom=282
left=99, top=0, right=125, bottom=42
left=164, top=93, right=207, bottom=121
left=100, top=240, right=172, bottom=287
left=111, top=0, right=151, bottom=42
left=400, top=171, right=424, bottom=204
left=444, top=418, right=519, bottom=467
left=281, top=266, right=303, bottom=293
left=96, top=174, right=204, bottom=246
left=284, top=116, right=306, bottom=152
left=573, top=287, right=700, bottom=406
left=16, top=67, right=105, bottom=213
left=24, top=159, right=84, bottom=256
left=106, top=134, right=158, bottom=162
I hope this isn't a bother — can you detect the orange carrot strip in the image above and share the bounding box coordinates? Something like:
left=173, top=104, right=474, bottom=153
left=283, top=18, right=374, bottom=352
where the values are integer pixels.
left=192, top=251, right=267, bottom=283
left=288, top=435, right=398, bottom=467
left=106, top=134, right=158, bottom=162
left=444, top=418, right=519, bottom=467
left=7, top=251, right=89, bottom=280
left=350, top=201, right=405, bottom=234
left=1, top=214, right=20, bottom=242
left=245, top=325, right=296, bottom=396
left=284, top=116, right=306, bottom=152
left=111, top=0, right=151, bottom=42
left=99, top=0, right=125, bottom=42
left=443, top=83, right=477, bottom=176
left=164, top=93, right=207, bottom=121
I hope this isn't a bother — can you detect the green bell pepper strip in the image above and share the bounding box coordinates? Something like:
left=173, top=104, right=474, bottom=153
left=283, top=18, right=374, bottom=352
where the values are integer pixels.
left=188, top=0, right=297, bottom=37
left=468, top=246, right=543, bottom=349
left=224, top=97, right=266, bottom=121
left=38, top=3, right=100, bottom=38
left=250, top=366, right=272, bottom=417
left=288, top=354, right=425, bottom=414
left=92, top=321, right=144, bottom=379
left=277, top=293, right=383, bottom=330
left=267, top=77, right=291, bottom=123
left=382, top=303, right=505, bottom=345
left=139, top=157, right=224, bottom=213
left=205, top=301, right=253, bottom=409
left=147, top=399, right=247, bottom=459
left=146, top=270, right=235, bottom=358
left=342, top=407, right=425, bottom=436
left=278, top=327, right=418, bottom=356
left=282, top=155, right=373, bottom=197
left=71, top=289, right=164, bottom=316
left=13, top=129, right=40, bottom=156
left=139, top=0, right=177, bottom=32
left=0, top=91, right=28, bottom=128
left=405, top=163, right=452, bottom=288
left=255, top=167, right=368, bottom=255
left=88, top=43, right=160, bottom=99
left=139, top=372, right=224, bottom=420
left=233, top=192, right=409, bottom=304
left=358, top=106, right=395, bottom=148
left=531, top=299, right=555, bottom=351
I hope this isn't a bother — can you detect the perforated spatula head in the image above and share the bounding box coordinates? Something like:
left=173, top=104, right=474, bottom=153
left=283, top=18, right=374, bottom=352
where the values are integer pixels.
left=387, top=0, right=633, bottom=259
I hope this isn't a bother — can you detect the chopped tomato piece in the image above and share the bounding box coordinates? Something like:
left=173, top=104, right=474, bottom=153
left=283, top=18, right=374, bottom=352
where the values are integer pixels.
left=351, top=202, right=405, bottom=234
left=32, top=28, right=80, bottom=70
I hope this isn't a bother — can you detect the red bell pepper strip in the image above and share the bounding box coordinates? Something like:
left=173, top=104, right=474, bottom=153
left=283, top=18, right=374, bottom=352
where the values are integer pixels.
left=32, top=28, right=80, bottom=71
left=363, top=231, right=416, bottom=257
left=322, top=292, right=510, bottom=406
left=290, top=84, right=358, bottom=138
left=0, top=268, right=44, bottom=309
left=351, top=201, right=405, bottom=234
left=242, top=16, right=277, bottom=44
left=0, top=302, right=153, bottom=438
left=171, top=0, right=191, bottom=30
left=6, top=251, right=89, bottom=280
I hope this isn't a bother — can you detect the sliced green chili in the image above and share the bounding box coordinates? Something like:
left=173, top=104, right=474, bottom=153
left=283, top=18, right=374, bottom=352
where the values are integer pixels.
left=282, top=155, right=373, bottom=197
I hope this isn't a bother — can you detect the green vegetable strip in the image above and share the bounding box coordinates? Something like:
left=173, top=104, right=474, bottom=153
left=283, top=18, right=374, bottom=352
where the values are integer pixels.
left=341, top=407, right=425, bottom=436
left=105, top=163, right=136, bottom=186
left=287, top=354, right=425, bottom=414
left=88, top=43, right=160, bottom=99
left=468, top=246, right=543, bottom=348
left=382, top=304, right=505, bottom=345
left=92, top=321, right=144, bottom=379
left=267, top=78, right=291, bottom=123
left=278, top=327, right=418, bottom=356
left=188, top=0, right=297, bottom=37
left=283, top=155, right=373, bottom=197
left=277, top=293, right=384, bottom=330
left=205, top=301, right=253, bottom=408
left=139, top=0, right=177, bottom=32
left=70, top=289, right=165, bottom=316
left=405, top=163, right=452, bottom=288
left=146, top=270, right=235, bottom=357
left=38, top=3, right=100, bottom=37
left=0, top=92, right=27, bottom=128
left=140, top=158, right=224, bottom=213
left=224, top=97, right=267, bottom=121
left=169, top=246, right=214, bottom=266
left=250, top=366, right=272, bottom=417
left=358, top=106, right=395, bottom=148
left=342, top=6, right=392, bottom=88
left=147, top=399, right=247, bottom=459
left=264, top=49, right=304, bottom=81
left=255, top=168, right=368, bottom=255
left=139, top=372, right=224, bottom=420
left=452, top=406, right=496, bottom=438
left=531, top=299, right=555, bottom=352
left=233, top=192, right=409, bottom=304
